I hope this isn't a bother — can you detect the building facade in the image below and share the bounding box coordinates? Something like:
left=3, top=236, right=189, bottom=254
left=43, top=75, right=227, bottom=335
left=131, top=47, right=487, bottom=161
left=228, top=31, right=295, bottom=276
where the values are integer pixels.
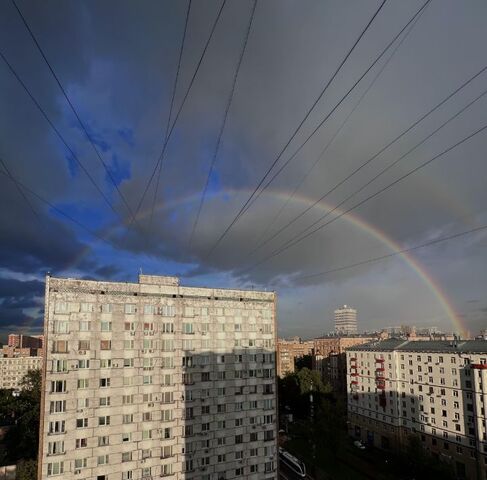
left=39, top=274, right=278, bottom=480
left=276, top=338, right=314, bottom=377
left=346, top=340, right=487, bottom=480
left=0, top=356, right=42, bottom=389
left=312, top=335, right=375, bottom=393
left=334, top=305, right=357, bottom=335
left=8, top=333, right=43, bottom=350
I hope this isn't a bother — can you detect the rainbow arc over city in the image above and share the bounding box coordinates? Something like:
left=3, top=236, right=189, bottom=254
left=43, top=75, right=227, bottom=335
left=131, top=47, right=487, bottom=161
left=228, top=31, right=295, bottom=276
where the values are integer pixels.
left=64, top=188, right=467, bottom=337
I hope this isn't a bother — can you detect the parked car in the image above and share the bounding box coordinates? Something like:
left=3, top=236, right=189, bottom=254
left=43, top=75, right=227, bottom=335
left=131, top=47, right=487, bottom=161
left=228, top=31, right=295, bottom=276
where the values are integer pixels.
left=353, top=440, right=366, bottom=450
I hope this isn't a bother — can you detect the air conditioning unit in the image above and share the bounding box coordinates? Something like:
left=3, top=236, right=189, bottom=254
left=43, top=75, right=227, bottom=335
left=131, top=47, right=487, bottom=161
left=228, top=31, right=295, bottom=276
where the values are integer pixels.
left=74, top=470, right=81, bottom=475
left=78, top=350, right=86, bottom=355
left=130, top=332, right=135, bottom=336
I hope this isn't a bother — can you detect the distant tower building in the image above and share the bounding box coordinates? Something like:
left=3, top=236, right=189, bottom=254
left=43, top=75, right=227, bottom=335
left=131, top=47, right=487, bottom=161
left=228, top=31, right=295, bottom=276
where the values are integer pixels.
left=334, top=305, right=357, bottom=334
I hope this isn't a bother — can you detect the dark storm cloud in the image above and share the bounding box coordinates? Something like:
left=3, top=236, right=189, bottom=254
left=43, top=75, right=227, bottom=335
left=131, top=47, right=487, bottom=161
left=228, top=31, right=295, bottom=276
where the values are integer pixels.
left=1, top=0, right=487, bottom=336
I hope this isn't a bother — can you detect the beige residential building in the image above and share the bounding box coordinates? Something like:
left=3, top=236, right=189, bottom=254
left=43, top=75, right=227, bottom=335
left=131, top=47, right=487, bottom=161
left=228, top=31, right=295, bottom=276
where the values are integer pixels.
left=276, top=338, right=314, bottom=377
left=39, top=274, right=278, bottom=480
left=0, top=356, right=42, bottom=389
left=312, top=335, right=375, bottom=393
left=346, top=340, right=487, bottom=480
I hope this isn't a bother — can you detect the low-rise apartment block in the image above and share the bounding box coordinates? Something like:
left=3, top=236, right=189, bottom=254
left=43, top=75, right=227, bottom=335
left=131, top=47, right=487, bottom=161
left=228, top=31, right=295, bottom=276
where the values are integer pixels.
left=39, top=274, right=278, bottom=480
left=346, top=340, right=487, bottom=480
left=0, top=356, right=42, bottom=389
left=313, top=335, right=375, bottom=393
left=276, top=338, right=314, bottom=377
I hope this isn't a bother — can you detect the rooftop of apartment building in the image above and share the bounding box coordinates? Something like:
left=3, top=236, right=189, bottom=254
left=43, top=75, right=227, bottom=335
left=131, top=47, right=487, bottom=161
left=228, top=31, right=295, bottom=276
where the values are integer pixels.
left=48, top=273, right=275, bottom=301
left=346, top=338, right=487, bottom=353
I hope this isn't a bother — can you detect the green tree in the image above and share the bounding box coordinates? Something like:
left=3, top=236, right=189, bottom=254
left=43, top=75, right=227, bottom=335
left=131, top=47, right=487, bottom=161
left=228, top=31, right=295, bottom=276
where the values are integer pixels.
left=16, top=459, right=37, bottom=480
left=1, top=369, right=41, bottom=464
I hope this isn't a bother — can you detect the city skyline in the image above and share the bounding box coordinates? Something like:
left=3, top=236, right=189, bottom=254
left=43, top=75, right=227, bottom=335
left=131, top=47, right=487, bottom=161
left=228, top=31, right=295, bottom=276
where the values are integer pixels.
left=1, top=1, right=487, bottom=343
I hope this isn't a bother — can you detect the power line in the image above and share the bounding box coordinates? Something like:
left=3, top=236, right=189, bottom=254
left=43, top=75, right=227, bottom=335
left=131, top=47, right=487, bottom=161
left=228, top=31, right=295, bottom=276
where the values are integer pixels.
left=150, top=0, right=192, bottom=227
left=11, top=0, right=139, bottom=227
left=292, top=223, right=487, bottom=282
left=205, top=0, right=428, bottom=259
left=237, top=0, right=432, bottom=222
left=0, top=157, right=41, bottom=222
left=251, top=5, right=426, bottom=255
left=252, top=63, right=487, bottom=255
left=0, top=158, right=116, bottom=248
left=247, top=120, right=487, bottom=271
left=0, top=49, right=123, bottom=222
left=188, top=0, right=258, bottom=247
left=132, top=0, right=227, bottom=225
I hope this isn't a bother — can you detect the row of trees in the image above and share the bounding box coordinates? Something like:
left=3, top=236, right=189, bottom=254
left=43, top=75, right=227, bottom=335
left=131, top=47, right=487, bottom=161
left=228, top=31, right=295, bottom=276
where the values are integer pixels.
left=0, top=369, right=41, bottom=479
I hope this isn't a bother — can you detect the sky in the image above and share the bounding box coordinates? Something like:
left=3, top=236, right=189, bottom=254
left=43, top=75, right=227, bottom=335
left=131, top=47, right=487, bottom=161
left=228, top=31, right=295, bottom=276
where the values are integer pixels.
left=0, top=0, right=486, bottom=342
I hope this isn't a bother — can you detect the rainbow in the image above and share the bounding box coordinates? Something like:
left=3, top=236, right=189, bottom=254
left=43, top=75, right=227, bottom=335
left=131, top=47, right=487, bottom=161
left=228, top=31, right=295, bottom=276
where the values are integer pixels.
left=61, top=188, right=466, bottom=336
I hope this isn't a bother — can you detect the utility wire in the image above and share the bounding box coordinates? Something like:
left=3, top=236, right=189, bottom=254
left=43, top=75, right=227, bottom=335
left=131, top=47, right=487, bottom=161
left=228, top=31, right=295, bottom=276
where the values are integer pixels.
left=292, top=223, right=487, bottom=282
left=205, top=0, right=428, bottom=259
left=0, top=49, right=123, bottom=222
left=251, top=6, right=425, bottom=254
left=237, top=0, right=432, bottom=221
left=0, top=159, right=116, bottom=248
left=247, top=119, right=487, bottom=272
left=132, top=0, right=227, bottom=225
left=188, top=0, right=258, bottom=247
left=11, top=0, right=139, bottom=227
left=150, top=0, right=192, bottom=227
left=0, top=157, right=41, bottom=222
left=253, top=63, right=487, bottom=255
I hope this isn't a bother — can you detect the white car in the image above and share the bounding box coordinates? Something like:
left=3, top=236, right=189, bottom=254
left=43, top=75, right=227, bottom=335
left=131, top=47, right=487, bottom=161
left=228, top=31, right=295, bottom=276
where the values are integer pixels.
left=353, top=440, right=366, bottom=450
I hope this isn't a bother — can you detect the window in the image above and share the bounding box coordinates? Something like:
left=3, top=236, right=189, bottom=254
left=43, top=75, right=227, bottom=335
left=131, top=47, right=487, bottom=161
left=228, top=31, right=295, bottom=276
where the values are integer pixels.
left=53, top=321, right=69, bottom=334
left=98, top=416, right=110, bottom=426
left=122, top=432, right=132, bottom=442
left=78, top=359, right=89, bottom=369
left=98, top=436, right=109, bottom=446
left=47, top=461, right=64, bottom=476
left=49, top=401, right=66, bottom=414
left=79, top=321, right=90, bottom=331
left=52, top=341, right=68, bottom=353
left=123, top=414, right=133, bottom=424
left=76, top=418, right=88, bottom=428
left=51, top=380, right=66, bottom=393
left=48, top=421, right=65, bottom=434
left=77, top=379, right=89, bottom=389
left=182, top=322, right=194, bottom=334
left=100, top=340, right=111, bottom=350
left=235, top=434, right=243, bottom=444
left=99, top=396, right=110, bottom=406
left=74, top=458, right=87, bottom=469
left=124, top=304, right=136, bottom=314
left=101, top=321, right=112, bottom=331
left=75, top=438, right=87, bottom=449
left=97, top=455, right=109, bottom=465
left=100, top=359, right=112, bottom=368
left=122, top=452, right=132, bottom=462
left=48, top=440, right=64, bottom=455
left=100, top=378, right=110, bottom=388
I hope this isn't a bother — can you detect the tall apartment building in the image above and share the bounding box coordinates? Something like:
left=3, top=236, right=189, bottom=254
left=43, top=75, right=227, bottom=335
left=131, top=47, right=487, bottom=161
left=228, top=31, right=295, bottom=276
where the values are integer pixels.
left=0, top=356, right=42, bottom=389
left=334, top=305, right=357, bottom=334
left=39, top=274, right=278, bottom=480
left=276, top=338, right=314, bottom=377
left=346, top=340, right=487, bottom=480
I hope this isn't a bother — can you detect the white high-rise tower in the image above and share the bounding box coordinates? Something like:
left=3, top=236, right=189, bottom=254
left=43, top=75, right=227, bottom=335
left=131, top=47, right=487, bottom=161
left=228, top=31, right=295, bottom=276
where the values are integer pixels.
left=334, top=305, right=357, bottom=334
